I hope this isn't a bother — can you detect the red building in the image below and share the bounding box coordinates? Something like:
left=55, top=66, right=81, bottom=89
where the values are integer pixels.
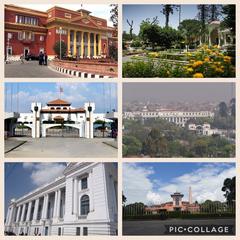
left=5, top=4, right=117, bottom=60
left=146, top=187, right=200, bottom=213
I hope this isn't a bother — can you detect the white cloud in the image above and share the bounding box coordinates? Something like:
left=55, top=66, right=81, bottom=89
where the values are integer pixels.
left=123, top=163, right=235, bottom=205
left=123, top=163, right=154, bottom=204
left=23, top=163, right=66, bottom=187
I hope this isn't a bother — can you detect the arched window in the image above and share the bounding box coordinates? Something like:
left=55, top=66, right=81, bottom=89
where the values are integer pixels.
left=81, top=195, right=89, bottom=215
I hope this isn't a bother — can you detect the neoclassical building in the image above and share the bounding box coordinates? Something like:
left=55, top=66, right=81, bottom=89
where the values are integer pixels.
left=5, top=4, right=117, bottom=60
left=5, top=162, right=118, bottom=236
left=124, top=108, right=214, bottom=127
left=5, top=98, right=118, bottom=138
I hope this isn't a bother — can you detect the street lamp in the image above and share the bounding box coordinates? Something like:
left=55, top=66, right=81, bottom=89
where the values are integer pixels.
left=6, top=33, right=11, bottom=63
left=34, top=105, right=39, bottom=138
left=59, top=27, right=62, bottom=60
left=88, top=103, right=92, bottom=138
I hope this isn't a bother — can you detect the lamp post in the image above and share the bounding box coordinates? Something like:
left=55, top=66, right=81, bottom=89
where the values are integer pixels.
left=59, top=27, right=62, bottom=60
left=88, top=103, right=92, bottom=138
left=34, top=104, right=39, bottom=138
left=6, top=33, right=11, bottom=63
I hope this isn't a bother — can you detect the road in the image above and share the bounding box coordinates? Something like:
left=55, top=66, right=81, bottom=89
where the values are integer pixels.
left=123, top=218, right=235, bottom=235
left=5, top=61, right=66, bottom=78
left=5, top=137, right=117, bottom=158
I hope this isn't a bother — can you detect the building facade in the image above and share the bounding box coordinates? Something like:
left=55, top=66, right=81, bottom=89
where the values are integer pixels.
left=5, top=4, right=117, bottom=60
left=5, top=98, right=117, bottom=139
left=124, top=110, right=214, bottom=127
left=146, top=187, right=200, bottom=213
left=5, top=162, right=118, bottom=236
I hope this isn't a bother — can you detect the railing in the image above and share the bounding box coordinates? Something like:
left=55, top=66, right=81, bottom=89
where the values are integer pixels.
left=123, top=202, right=235, bottom=220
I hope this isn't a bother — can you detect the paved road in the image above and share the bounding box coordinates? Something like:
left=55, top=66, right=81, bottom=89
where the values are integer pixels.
left=5, top=137, right=117, bottom=158
left=123, top=218, right=235, bottom=235
left=5, top=61, right=66, bottom=78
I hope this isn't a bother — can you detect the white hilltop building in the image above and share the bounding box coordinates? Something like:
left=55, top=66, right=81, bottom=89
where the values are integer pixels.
left=5, top=98, right=118, bottom=138
left=124, top=108, right=214, bottom=127
left=5, top=162, right=118, bottom=236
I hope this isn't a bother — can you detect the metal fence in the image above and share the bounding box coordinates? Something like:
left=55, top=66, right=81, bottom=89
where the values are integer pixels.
left=123, top=202, right=235, bottom=219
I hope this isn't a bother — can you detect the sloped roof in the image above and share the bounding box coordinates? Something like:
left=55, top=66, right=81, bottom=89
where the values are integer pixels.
left=47, top=99, right=71, bottom=106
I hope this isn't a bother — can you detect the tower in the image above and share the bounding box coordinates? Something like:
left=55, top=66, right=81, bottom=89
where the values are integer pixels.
left=171, top=192, right=184, bottom=210
left=189, top=186, right=192, bottom=204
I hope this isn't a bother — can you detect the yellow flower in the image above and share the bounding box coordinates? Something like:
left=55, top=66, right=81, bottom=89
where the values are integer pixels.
left=187, top=67, right=194, bottom=73
left=193, top=73, right=204, bottom=78
left=204, top=57, right=210, bottom=62
left=192, top=61, right=203, bottom=68
left=215, top=67, right=224, bottom=73
left=224, top=56, right=231, bottom=62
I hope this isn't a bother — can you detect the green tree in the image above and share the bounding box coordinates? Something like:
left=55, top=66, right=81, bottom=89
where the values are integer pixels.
left=218, top=101, right=228, bottom=118
left=222, top=5, right=236, bottom=34
left=222, top=176, right=236, bottom=204
left=161, top=5, right=178, bottom=28
left=209, top=5, right=222, bottom=21
left=178, top=19, right=201, bottom=51
left=110, top=4, right=118, bottom=28
left=123, top=135, right=142, bottom=156
left=109, top=45, right=118, bottom=61
left=143, top=128, right=168, bottom=157
left=197, top=5, right=209, bottom=44
left=53, top=40, right=67, bottom=58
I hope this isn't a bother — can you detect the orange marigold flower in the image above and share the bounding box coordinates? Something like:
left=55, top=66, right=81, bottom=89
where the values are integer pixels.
left=193, top=73, right=204, bottom=78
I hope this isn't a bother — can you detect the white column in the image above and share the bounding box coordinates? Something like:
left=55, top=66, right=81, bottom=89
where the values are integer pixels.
left=53, top=191, right=58, bottom=218
left=16, top=206, right=21, bottom=223
left=89, top=171, right=94, bottom=211
left=73, top=178, right=78, bottom=215
left=6, top=207, right=11, bottom=225
left=26, top=201, right=32, bottom=221
left=20, top=204, right=26, bottom=222
left=33, top=199, right=39, bottom=221
left=56, top=189, right=61, bottom=218
left=8, top=207, right=15, bottom=225
left=43, top=194, right=49, bottom=219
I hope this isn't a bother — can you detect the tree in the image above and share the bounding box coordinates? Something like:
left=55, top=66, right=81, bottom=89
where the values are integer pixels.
left=122, top=193, right=127, bottom=205
left=143, top=128, right=168, bottom=157
left=109, top=45, right=118, bottom=61
left=161, top=5, right=178, bottom=28
left=178, top=19, right=201, bottom=50
left=123, top=135, right=142, bottom=156
left=197, top=5, right=209, bottom=44
left=209, top=5, right=222, bottom=21
left=230, top=98, right=235, bottom=117
left=127, top=19, right=134, bottom=39
left=110, top=4, right=118, bottom=29
left=53, top=40, right=67, bottom=58
left=222, top=5, right=236, bottom=34
left=218, top=102, right=228, bottom=118
left=222, top=176, right=235, bottom=204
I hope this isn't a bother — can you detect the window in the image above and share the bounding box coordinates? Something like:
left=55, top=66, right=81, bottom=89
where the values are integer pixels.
left=80, top=195, right=89, bottom=215
left=83, top=227, right=88, bottom=236
left=16, top=15, right=38, bottom=26
left=65, top=13, right=72, bottom=18
left=76, top=227, right=80, bottom=236
left=58, top=227, right=61, bottom=236
left=81, top=177, right=88, bottom=190
left=40, top=36, right=44, bottom=41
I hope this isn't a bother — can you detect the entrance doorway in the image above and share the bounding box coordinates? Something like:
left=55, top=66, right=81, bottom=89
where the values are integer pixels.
left=24, top=47, right=29, bottom=57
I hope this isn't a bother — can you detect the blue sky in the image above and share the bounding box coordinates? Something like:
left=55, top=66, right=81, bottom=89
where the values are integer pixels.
left=4, top=162, right=67, bottom=219
left=123, top=162, right=235, bottom=205
left=16, top=4, right=114, bottom=27
left=123, top=4, right=224, bottom=34
left=5, top=83, right=117, bottom=113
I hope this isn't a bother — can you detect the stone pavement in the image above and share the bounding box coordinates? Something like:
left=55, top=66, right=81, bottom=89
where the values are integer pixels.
left=5, top=137, right=118, bottom=158
left=5, top=61, right=67, bottom=78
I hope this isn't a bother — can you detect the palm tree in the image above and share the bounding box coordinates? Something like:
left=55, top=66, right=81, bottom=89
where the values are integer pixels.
left=161, top=5, right=178, bottom=28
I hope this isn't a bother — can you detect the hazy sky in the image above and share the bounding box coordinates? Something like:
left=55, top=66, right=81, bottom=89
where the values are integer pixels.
left=123, top=83, right=235, bottom=103
left=13, top=4, right=114, bottom=27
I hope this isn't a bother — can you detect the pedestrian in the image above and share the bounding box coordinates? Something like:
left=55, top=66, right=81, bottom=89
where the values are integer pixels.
left=20, top=54, right=24, bottom=64
left=44, top=52, right=48, bottom=65
left=39, top=51, right=43, bottom=65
